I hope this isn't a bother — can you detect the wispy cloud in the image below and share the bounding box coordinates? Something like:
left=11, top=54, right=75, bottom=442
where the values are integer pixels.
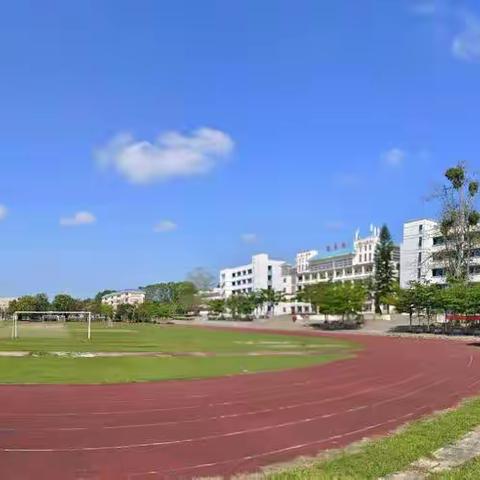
left=241, top=233, right=257, bottom=244
left=96, top=127, right=235, bottom=184
left=0, top=204, right=7, bottom=221
left=452, top=12, right=480, bottom=62
left=154, top=220, right=178, bottom=233
left=382, top=148, right=406, bottom=167
left=60, top=211, right=96, bottom=227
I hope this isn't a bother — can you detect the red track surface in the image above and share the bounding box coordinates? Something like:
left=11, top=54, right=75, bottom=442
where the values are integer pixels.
left=1, top=330, right=480, bottom=479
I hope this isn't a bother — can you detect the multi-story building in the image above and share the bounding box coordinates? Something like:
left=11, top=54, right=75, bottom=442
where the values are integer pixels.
left=400, top=218, right=480, bottom=288
left=101, top=290, right=146, bottom=309
left=219, top=253, right=287, bottom=298
left=296, top=226, right=400, bottom=312
left=296, top=250, right=318, bottom=273
left=219, top=253, right=295, bottom=315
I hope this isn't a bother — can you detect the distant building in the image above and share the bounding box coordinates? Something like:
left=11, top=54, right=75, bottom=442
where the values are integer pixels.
left=399, top=218, right=480, bottom=288
left=0, top=297, right=16, bottom=317
left=400, top=219, right=440, bottom=288
left=295, top=226, right=400, bottom=312
left=101, top=290, right=145, bottom=309
left=219, top=253, right=295, bottom=315
left=219, top=253, right=287, bottom=298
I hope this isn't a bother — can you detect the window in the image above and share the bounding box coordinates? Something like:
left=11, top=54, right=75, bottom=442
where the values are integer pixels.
left=418, top=237, right=423, bottom=248
left=419, top=224, right=423, bottom=233
left=432, top=268, right=445, bottom=277
left=248, top=269, right=252, bottom=274
left=417, top=268, right=421, bottom=280
left=418, top=252, right=422, bottom=263
left=433, top=236, right=444, bottom=246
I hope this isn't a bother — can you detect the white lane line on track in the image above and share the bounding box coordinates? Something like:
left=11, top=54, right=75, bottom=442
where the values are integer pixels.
left=468, top=355, right=474, bottom=368
left=1, top=378, right=444, bottom=453
left=137, top=408, right=427, bottom=477
left=0, top=362, right=366, bottom=419
left=33, top=372, right=424, bottom=432
left=0, top=370, right=389, bottom=419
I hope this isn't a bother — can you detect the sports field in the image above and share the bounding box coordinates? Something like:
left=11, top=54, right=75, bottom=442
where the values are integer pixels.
left=0, top=322, right=356, bottom=383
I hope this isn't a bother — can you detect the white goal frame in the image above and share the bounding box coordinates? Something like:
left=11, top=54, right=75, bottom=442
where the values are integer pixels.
left=12, top=311, right=92, bottom=340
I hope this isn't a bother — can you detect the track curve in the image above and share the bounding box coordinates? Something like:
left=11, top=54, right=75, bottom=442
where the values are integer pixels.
left=1, top=330, right=480, bottom=479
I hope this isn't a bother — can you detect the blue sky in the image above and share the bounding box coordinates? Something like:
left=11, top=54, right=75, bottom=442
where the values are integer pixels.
left=0, top=0, right=479, bottom=297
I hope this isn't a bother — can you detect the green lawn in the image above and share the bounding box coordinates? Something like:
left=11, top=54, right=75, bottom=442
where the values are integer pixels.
left=0, top=353, right=346, bottom=384
left=267, top=398, right=480, bottom=480
left=0, top=321, right=352, bottom=352
left=430, top=458, right=480, bottom=479
left=0, top=322, right=356, bottom=383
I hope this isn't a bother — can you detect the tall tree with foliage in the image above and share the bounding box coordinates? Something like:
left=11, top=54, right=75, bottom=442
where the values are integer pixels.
left=297, top=281, right=366, bottom=319
left=208, top=299, right=226, bottom=315
left=435, top=163, right=480, bottom=283
left=8, top=294, right=50, bottom=313
left=373, top=224, right=396, bottom=314
left=52, top=294, right=78, bottom=312
left=142, top=281, right=199, bottom=313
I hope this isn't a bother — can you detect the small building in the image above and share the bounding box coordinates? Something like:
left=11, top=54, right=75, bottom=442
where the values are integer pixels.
left=0, top=297, right=17, bottom=318
left=101, top=290, right=146, bottom=309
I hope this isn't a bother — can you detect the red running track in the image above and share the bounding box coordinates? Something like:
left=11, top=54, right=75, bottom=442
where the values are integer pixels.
left=1, top=330, right=480, bottom=479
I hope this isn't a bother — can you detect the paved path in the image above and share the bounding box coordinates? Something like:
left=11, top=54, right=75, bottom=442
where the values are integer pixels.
left=1, top=329, right=480, bottom=479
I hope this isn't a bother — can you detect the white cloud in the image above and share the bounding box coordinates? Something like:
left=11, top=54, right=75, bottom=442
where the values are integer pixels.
left=382, top=148, right=406, bottom=167
left=241, top=233, right=257, bottom=244
left=0, top=204, right=7, bottom=221
left=154, top=220, right=178, bottom=233
left=60, top=211, right=96, bottom=227
left=96, top=127, right=235, bottom=184
left=452, top=13, right=480, bottom=62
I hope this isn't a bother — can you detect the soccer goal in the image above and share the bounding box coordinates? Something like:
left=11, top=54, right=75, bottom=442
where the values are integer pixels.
left=11, top=311, right=92, bottom=340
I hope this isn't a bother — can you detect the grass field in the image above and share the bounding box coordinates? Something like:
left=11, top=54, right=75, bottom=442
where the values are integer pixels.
left=268, top=397, right=480, bottom=479
left=0, top=321, right=356, bottom=383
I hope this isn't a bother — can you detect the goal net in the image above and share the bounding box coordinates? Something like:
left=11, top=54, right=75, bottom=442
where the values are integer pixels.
left=9, top=311, right=92, bottom=340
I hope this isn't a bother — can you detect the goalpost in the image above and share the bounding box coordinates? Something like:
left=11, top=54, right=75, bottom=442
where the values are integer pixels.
left=12, top=311, right=92, bottom=340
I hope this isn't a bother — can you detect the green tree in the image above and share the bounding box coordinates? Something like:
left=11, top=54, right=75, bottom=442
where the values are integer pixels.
left=115, top=303, right=137, bottom=322
left=100, top=303, right=114, bottom=319
left=395, top=288, right=416, bottom=326
left=52, top=294, right=78, bottom=312
left=10, top=294, right=50, bottom=313
left=208, top=299, right=226, bottom=315
left=297, top=282, right=366, bottom=319
left=258, top=289, right=285, bottom=317
left=408, top=282, right=442, bottom=325
left=436, top=163, right=480, bottom=283
left=373, top=224, right=396, bottom=314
